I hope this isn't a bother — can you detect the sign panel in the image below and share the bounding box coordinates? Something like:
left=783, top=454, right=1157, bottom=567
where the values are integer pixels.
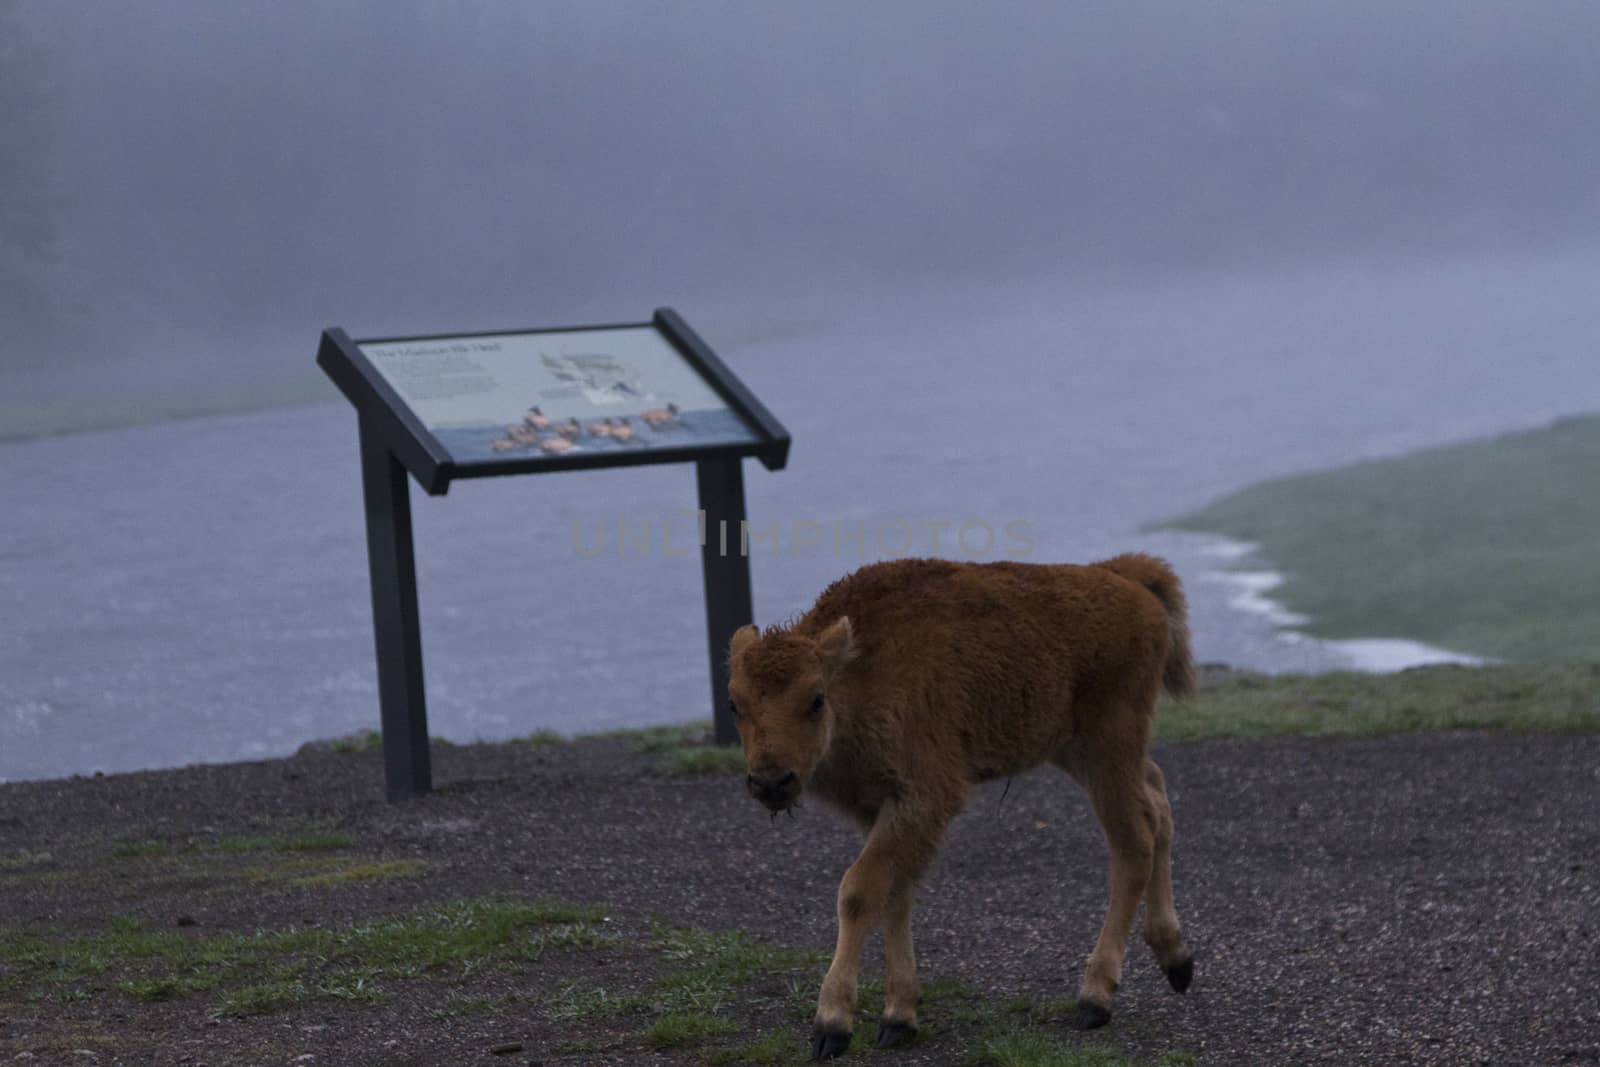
left=358, top=325, right=759, bottom=465
left=318, top=308, right=789, bottom=494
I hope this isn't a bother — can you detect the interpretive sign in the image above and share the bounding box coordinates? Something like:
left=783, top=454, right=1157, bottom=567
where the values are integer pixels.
left=360, top=325, right=760, bottom=467
left=318, top=309, right=789, bottom=800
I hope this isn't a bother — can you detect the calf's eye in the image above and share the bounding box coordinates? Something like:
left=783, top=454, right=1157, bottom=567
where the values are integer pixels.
left=728, top=700, right=741, bottom=720
left=807, top=694, right=825, bottom=717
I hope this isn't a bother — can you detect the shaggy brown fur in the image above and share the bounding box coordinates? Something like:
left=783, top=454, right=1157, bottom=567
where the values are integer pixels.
left=726, top=554, right=1196, bottom=1059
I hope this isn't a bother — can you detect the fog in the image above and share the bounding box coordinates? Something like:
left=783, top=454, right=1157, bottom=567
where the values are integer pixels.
left=6, top=2, right=1600, bottom=778
left=5, top=1, right=1599, bottom=428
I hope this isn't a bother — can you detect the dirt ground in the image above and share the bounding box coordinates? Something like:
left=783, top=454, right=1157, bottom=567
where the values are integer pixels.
left=2, top=725, right=1598, bottom=1066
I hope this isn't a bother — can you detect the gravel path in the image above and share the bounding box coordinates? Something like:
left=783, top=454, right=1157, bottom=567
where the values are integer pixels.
left=2, top=729, right=1597, bottom=1065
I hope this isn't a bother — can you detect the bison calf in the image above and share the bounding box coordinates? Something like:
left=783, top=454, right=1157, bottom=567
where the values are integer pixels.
left=727, top=555, right=1196, bottom=1059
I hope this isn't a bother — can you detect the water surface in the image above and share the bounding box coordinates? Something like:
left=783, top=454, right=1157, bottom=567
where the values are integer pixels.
left=3, top=253, right=1598, bottom=781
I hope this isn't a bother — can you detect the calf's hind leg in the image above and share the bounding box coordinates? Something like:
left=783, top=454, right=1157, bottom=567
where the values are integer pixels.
left=1056, top=742, right=1155, bottom=1030
left=1142, top=758, right=1194, bottom=992
left=877, top=883, right=920, bottom=1048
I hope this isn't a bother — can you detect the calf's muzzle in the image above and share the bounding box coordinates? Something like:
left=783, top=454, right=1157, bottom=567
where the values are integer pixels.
left=747, top=770, right=800, bottom=811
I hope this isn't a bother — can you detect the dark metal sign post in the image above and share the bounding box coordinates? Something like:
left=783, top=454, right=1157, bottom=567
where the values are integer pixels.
left=357, top=414, right=432, bottom=799
left=319, top=308, right=789, bottom=801
left=696, top=456, right=754, bottom=749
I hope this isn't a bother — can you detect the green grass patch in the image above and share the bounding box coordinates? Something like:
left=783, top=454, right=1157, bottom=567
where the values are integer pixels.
left=923, top=974, right=1004, bottom=1028
left=520, top=729, right=565, bottom=746
left=634, top=927, right=829, bottom=1057
left=522, top=902, right=609, bottom=925
left=668, top=746, right=748, bottom=776
left=646, top=1010, right=741, bottom=1047
left=629, top=721, right=711, bottom=752
left=704, top=1031, right=801, bottom=1065
left=111, top=841, right=169, bottom=860
left=119, top=974, right=219, bottom=1002
left=650, top=926, right=821, bottom=1017
left=783, top=970, right=987, bottom=1030
left=553, top=1036, right=619, bottom=1056
left=547, top=980, right=642, bottom=1022
left=7, top=886, right=1178, bottom=1062
left=220, top=978, right=309, bottom=1016
left=217, top=832, right=350, bottom=854
left=216, top=836, right=275, bottom=853
left=277, top=832, right=353, bottom=852
left=590, top=721, right=712, bottom=753
left=997, top=994, right=1078, bottom=1027
left=240, top=854, right=348, bottom=884
left=331, top=729, right=383, bottom=754
left=769, top=970, right=1178, bottom=1066
left=1157, top=662, right=1600, bottom=741
left=292, top=859, right=428, bottom=888
left=525, top=921, right=621, bottom=955
left=429, top=992, right=497, bottom=1018
left=5, top=915, right=238, bottom=982
left=969, top=1033, right=1142, bottom=1067
left=586, top=719, right=748, bottom=776
left=543, top=923, right=824, bottom=1052
left=1162, top=414, right=1600, bottom=661
left=0, top=897, right=611, bottom=1017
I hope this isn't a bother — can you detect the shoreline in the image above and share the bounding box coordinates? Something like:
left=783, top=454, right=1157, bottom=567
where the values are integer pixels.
left=8, top=660, right=1597, bottom=791
left=1191, top=536, right=1487, bottom=671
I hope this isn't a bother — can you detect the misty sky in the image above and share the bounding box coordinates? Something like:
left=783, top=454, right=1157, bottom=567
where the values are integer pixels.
left=4, top=1, right=1599, bottom=416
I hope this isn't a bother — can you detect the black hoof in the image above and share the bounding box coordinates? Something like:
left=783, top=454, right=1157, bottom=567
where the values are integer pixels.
left=876, top=1019, right=917, bottom=1048
left=1072, top=1000, right=1112, bottom=1030
left=1166, top=956, right=1194, bottom=994
left=811, top=1025, right=852, bottom=1061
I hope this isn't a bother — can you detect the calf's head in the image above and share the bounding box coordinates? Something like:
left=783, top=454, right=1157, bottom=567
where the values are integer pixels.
left=726, top=618, right=855, bottom=812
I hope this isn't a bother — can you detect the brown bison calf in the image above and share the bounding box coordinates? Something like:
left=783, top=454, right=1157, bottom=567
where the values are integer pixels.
left=727, top=555, right=1196, bottom=1059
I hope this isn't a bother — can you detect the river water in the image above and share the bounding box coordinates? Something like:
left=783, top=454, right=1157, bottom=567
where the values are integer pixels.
left=3, top=251, right=1598, bottom=782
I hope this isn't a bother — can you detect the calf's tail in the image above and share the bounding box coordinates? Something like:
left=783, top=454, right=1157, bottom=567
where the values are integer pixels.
left=1095, top=553, right=1196, bottom=698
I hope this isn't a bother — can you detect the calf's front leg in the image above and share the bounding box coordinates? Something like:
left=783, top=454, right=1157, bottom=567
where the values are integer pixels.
left=812, top=799, right=950, bottom=1060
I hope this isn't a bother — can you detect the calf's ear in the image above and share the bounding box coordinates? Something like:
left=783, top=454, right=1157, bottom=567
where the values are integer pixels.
left=728, top=624, right=760, bottom=662
left=816, top=617, right=856, bottom=679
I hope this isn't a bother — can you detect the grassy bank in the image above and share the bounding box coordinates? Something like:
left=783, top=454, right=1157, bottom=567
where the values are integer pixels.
left=1157, top=662, right=1600, bottom=741
left=574, top=664, right=1600, bottom=752
left=1162, top=414, right=1600, bottom=662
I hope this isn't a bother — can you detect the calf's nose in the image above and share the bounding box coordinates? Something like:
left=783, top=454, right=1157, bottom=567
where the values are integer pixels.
left=747, top=771, right=798, bottom=804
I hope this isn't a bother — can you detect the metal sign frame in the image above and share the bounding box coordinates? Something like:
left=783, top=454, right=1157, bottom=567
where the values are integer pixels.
left=317, top=307, right=788, bottom=800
